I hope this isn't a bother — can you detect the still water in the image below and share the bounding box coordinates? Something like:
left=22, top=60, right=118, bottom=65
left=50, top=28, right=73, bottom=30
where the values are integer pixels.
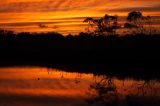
left=0, top=67, right=160, bottom=106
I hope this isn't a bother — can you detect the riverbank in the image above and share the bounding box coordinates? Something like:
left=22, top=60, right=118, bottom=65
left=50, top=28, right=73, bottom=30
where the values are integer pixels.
left=0, top=31, right=160, bottom=80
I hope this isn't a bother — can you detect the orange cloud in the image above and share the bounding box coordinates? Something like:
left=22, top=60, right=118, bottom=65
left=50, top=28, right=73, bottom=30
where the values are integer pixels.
left=0, top=0, right=159, bottom=24
left=0, top=0, right=159, bottom=14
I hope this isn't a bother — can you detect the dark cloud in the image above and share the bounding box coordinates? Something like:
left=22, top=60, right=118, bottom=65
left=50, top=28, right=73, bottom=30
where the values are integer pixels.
left=0, top=0, right=102, bottom=13
left=109, top=4, right=160, bottom=12
left=0, top=0, right=160, bottom=14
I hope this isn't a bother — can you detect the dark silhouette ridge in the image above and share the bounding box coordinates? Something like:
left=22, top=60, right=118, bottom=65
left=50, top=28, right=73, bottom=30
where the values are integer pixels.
left=0, top=29, right=160, bottom=80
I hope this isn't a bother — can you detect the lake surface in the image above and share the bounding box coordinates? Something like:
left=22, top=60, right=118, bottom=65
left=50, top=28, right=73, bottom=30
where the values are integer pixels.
left=0, top=67, right=160, bottom=106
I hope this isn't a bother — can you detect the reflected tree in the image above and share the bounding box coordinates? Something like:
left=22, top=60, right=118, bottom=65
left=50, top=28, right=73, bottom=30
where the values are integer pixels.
left=74, top=73, right=82, bottom=84
left=125, top=79, right=160, bottom=106
left=86, top=76, right=160, bottom=106
left=131, top=80, right=158, bottom=96
left=86, top=76, right=118, bottom=106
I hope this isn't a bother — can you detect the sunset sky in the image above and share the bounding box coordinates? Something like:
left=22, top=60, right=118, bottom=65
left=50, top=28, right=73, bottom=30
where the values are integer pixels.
left=0, top=0, right=159, bottom=34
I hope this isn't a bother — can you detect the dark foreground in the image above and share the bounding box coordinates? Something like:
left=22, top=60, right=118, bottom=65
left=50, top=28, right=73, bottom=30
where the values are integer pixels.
left=0, top=31, right=160, bottom=80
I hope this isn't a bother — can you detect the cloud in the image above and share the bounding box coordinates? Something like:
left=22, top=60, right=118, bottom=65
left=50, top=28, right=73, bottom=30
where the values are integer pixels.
left=0, top=0, right=108, bottom=13
left=0, top=0, right=159, bottom=16
left=109, top=4, right=160, bottom=12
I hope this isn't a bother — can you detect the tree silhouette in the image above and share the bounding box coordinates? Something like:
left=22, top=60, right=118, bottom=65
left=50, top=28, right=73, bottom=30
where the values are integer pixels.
left=83, top=17, right=95, bottom=33
left=125, top=11, right=144, bottom=33
left=83, top=17, right=94, bottom=25
left=84, top=14, right=120, bottom=35
left=127, top=11, right=143, bottom=22
left=125, top=11, right=155, bottom=34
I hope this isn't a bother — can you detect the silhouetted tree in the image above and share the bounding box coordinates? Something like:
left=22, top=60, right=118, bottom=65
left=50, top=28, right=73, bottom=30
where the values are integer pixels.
left=125, top=11, right=143, bottom=34
left=103, top=15, right=120, bottom=35
left=125, top=11, right=156, bottom=34
left=143, top=16, right=157, bottom=35
left=84, top=14, right=120, bottom=35
left=0, top=30, right=15, bottom=39
left=127, top=11, right=143, bottom=22
left=83, top=17, right=95, bottom=33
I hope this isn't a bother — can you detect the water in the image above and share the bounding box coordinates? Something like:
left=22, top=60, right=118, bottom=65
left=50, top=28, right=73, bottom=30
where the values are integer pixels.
left=0, top=67, right=160, bottom=106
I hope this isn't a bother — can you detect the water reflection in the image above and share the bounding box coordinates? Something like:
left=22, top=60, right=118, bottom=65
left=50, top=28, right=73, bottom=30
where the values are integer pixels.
left=0, top=67, right=160, bottom=106
left=86, top=76, right=118, bottom=106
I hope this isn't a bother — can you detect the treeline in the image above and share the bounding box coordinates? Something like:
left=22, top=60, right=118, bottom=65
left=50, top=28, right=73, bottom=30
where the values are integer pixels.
left=0, top=30, right=160, bottom=79
left=0, top=30, right=160, bottom=61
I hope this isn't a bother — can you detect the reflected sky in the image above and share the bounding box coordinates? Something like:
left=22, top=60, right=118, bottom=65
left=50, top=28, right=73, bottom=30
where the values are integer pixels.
left=0, top=67, right=160, bottom=106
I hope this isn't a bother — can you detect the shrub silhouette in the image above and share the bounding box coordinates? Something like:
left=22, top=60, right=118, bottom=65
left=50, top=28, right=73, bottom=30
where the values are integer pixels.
left=84, top=14, right=120, bottom=35
left=127, top=11, right=143, bottom=22
left=125, top=11, right=156, bottom=34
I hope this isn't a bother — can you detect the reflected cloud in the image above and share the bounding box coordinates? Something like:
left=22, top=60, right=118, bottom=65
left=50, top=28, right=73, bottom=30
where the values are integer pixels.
left=0, top=92, right=86, bottom=106
left=0, top=67, right=160, bottom=106
left=0, top=0, right=159, bottom=14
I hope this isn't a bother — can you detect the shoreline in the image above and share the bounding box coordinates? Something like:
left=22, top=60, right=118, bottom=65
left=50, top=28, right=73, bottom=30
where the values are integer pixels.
left=0, top=31, right=160, bottom=80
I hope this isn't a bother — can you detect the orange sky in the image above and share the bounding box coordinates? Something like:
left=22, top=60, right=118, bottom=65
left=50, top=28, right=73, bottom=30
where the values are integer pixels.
left=0, top=0, right=159, bottom=17
left=0, top=0, right=159, bottom=34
